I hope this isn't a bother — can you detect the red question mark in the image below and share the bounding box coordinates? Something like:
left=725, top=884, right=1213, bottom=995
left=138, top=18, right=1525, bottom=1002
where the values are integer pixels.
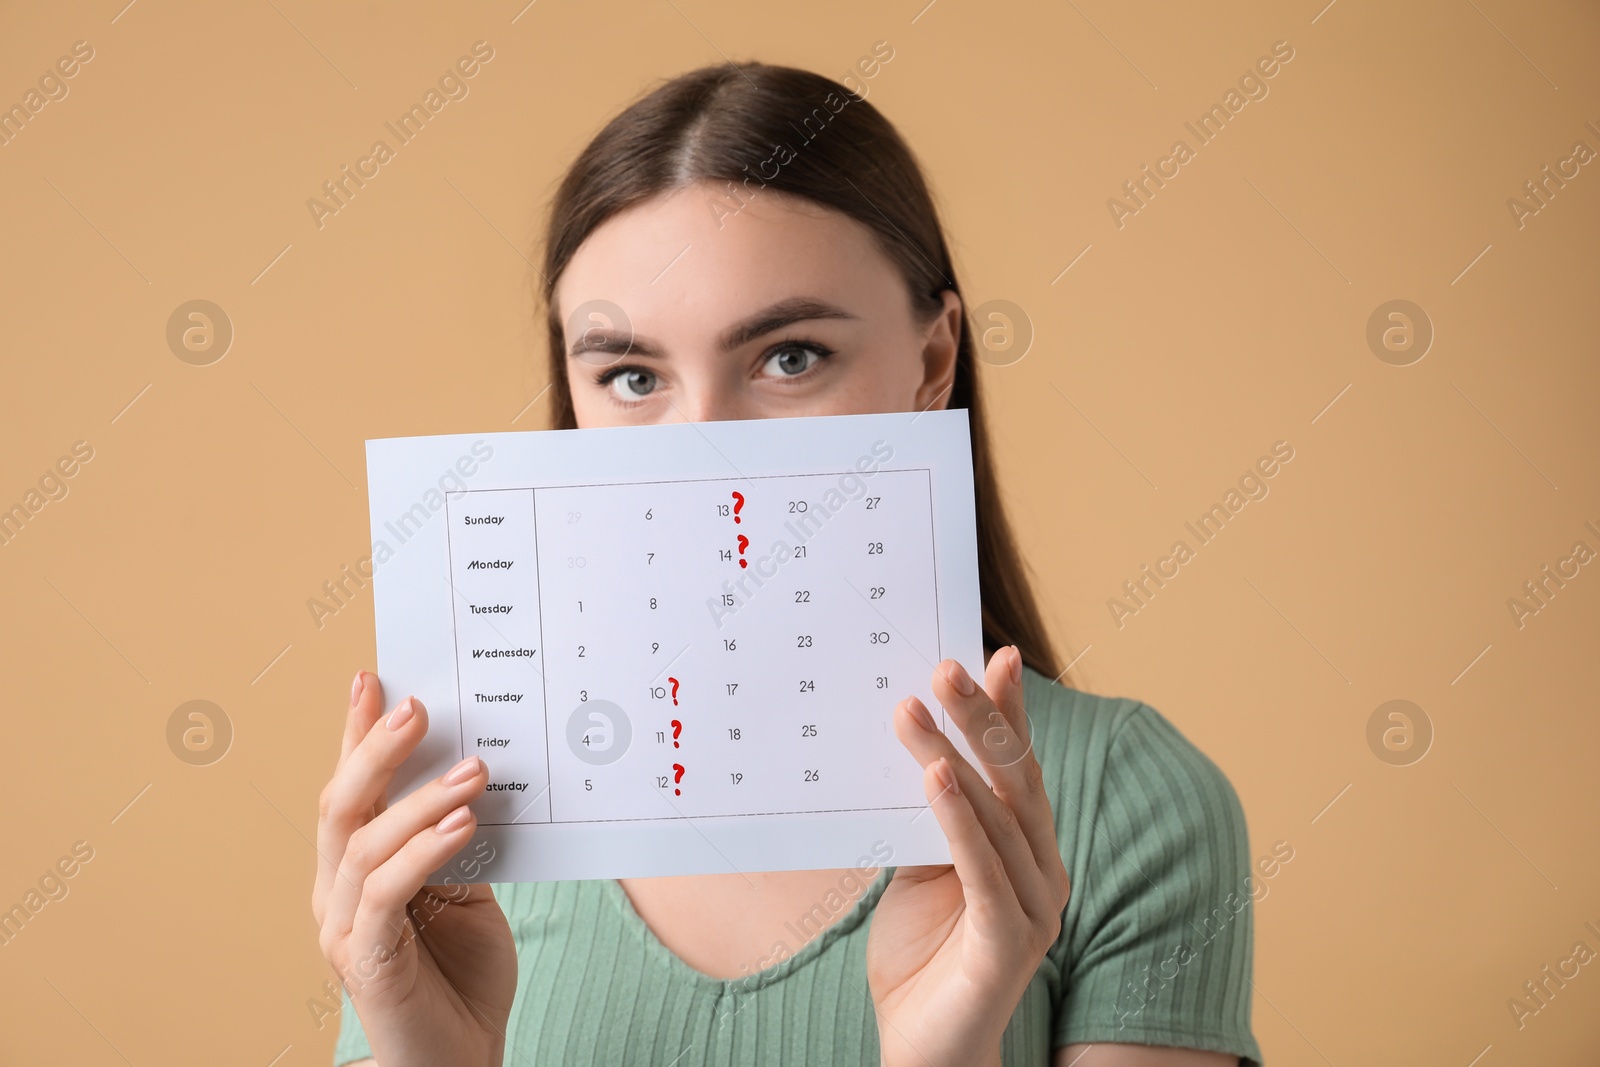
left=668, top=677, right=679, bottom=705
left=672, top=763, right=685, bottom=795
left=737, top=534, right=749, bottom=568
left=731, top=491, right=744, bottom=523
left=670, top=719, right=682, bottom=747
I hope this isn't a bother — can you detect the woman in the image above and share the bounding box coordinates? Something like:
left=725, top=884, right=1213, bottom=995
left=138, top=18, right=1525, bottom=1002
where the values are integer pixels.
left=314, top=62, right=1264, bottom=1067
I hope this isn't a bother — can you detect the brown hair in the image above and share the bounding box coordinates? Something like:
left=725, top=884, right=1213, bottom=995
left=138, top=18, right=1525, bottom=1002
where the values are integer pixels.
left=536, top=61, right=1063, bottom=682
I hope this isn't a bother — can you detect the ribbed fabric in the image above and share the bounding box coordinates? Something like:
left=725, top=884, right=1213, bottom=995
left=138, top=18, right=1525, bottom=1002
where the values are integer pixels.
left=334, top=667, right=1264, bottom=1066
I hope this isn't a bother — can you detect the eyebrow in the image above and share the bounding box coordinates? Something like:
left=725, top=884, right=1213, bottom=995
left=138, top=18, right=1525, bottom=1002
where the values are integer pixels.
left=566, top=296, right=858, bottom=360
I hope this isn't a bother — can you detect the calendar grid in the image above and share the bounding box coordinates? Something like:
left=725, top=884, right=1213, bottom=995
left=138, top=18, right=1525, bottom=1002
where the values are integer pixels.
left=445, top=468, right=943, bottom=829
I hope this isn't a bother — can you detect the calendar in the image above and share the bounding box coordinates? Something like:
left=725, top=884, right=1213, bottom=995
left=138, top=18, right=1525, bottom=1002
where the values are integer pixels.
left=366, top=409, right=983, bottom=883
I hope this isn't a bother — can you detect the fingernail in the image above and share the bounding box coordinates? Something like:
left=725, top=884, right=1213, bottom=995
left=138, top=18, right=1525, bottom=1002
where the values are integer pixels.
left=1008, top=646, right=1022, bottom=686
left=444, top=756, right=481, bottom=785
left=945, top=660, right=976, bottom=696
left=907, top=697, right=937, bottom=733
left=935, top=758, right=960, bottom=796
left=386, top=697, right=415, bottom=731
left=436, top=805, right=473, bottom=834
left=350, top=671, right=365, bottom=708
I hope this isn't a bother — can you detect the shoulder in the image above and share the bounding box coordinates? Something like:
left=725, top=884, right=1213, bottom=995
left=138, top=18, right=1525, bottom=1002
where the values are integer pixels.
left=1020, top=665, right=1243, bottom=802
left=1019, top=665, right=1249, bottom=869
left=1023, top=668, right=1264, bottom=1063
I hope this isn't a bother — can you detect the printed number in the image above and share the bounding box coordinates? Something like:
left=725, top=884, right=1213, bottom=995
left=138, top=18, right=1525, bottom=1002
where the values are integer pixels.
left=723, top=638, right=737, bottom=651
left=794, top=590, right=810, bottom=603
left=800, top=724, right=817, bottom=737
left=567, top=511, right=581, bottom=523
left=720, top=594, right=736, bottom=607
left=647, top=552, right=655, bottom=564
left=655, top=776, right=670, bottom=788
left=796, top=635, right=812, bottom=648
left=866, top=496, right=880, bottom=509
left=883, top=766, right=891, bottom=777
left=720, top=549, right=732, bottom=561
left=578, top=645, right=586, bottom=658
left=869, top=631, right=890, bottom=645
left=867, top=542, right=884, bottom=555
left=788, top=500, right=809, bottom=513
left=798, top=679, right=815, bottom=693
left=649, top=597, right=658, bottom=609
left=578, top=600, right=583, bottom=612
left=566, top=556, right=586, bottom=568
left=804, top=769, right=820, bottom=782
left=876, top=676, right=888, bottom=689
left=794, top=544, right=807, bottom=558
left=645, top=508, right=653, bottom=519
left=655, top=731, right=666, bottom=743
left=729, top=772, right=744, bottom=785
left=651, top=642, right=659, bottom=654
left=579, top=689, right=588, bottom=701
left=728, top=728, right=741, bottom=740
left=726, top=682, right=739, bottom=696
left=870, top=586, right=885, bottom=599
left=717, top=504, right=730, bottom=517
left=585, top=779, right=593, bottom=791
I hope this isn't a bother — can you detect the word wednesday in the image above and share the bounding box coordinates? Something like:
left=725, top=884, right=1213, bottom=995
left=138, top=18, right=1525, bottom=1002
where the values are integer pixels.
left=306, top=41, right=495, bottom=230
left=1107, top=40, right=1296, bottom=229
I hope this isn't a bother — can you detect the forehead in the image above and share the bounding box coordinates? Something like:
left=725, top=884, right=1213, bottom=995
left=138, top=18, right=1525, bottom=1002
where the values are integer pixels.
left=554, top=184, right=905, bottom=333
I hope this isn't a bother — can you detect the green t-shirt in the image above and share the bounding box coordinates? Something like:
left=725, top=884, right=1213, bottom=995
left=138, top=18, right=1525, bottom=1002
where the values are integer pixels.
left=334, top=666, right=1265, bottom=1066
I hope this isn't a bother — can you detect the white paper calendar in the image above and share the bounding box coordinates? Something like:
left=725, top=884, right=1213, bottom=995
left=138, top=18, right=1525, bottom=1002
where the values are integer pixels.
left=365, top=409, right=984, bottom=883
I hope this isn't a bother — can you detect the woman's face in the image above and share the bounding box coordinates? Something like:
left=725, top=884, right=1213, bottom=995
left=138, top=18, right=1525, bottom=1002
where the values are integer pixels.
left=554, top=181, right=962, bottom=427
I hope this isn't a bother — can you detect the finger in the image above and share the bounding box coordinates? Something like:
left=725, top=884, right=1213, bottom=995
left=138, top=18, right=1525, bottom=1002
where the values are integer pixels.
left=916, top=756, right=1023, bottom=936
left=932, top=652, right=1032, bottom=779
left=314, top=671, right=387, bottom=924
left=346, top=803, right=482, bottom=973
left=979, top=646, right=1062, bottom=862
left=339, top=670, right=387, bottom=766
left=893, top=697, right=1058, bottom=921
left=930, top=651, right=1062, bottom=878
left=314, top=694, right=429, bottom=922
left=323, top=754, right=489, bottom=939
left=934, top=652, right=1062, bottom=908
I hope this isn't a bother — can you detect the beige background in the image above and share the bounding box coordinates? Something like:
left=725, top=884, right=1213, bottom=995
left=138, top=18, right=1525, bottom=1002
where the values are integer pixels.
left=1, top=0, right=1596, bottom=1063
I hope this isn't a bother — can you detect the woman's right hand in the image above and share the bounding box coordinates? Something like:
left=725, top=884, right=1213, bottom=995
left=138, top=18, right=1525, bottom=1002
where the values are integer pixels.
left=312, top=670, right=518, bottom=1067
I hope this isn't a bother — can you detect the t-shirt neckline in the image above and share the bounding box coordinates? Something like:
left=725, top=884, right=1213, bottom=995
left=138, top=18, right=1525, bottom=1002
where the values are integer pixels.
left=600, top=865, right=896, bottom=992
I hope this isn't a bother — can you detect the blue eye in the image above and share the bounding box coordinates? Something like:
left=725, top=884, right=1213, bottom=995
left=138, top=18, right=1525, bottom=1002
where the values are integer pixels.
left=761, top=343, right=830, bottom=378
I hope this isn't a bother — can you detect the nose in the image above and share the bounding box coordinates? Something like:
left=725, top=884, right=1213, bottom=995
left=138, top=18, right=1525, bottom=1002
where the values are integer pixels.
left=668, top=380, right=745, bottom=424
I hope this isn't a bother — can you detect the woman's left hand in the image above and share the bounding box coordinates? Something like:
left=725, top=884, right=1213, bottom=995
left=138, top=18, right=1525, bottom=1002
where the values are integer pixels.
left=867, top=645, right=1071, bottom=1067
